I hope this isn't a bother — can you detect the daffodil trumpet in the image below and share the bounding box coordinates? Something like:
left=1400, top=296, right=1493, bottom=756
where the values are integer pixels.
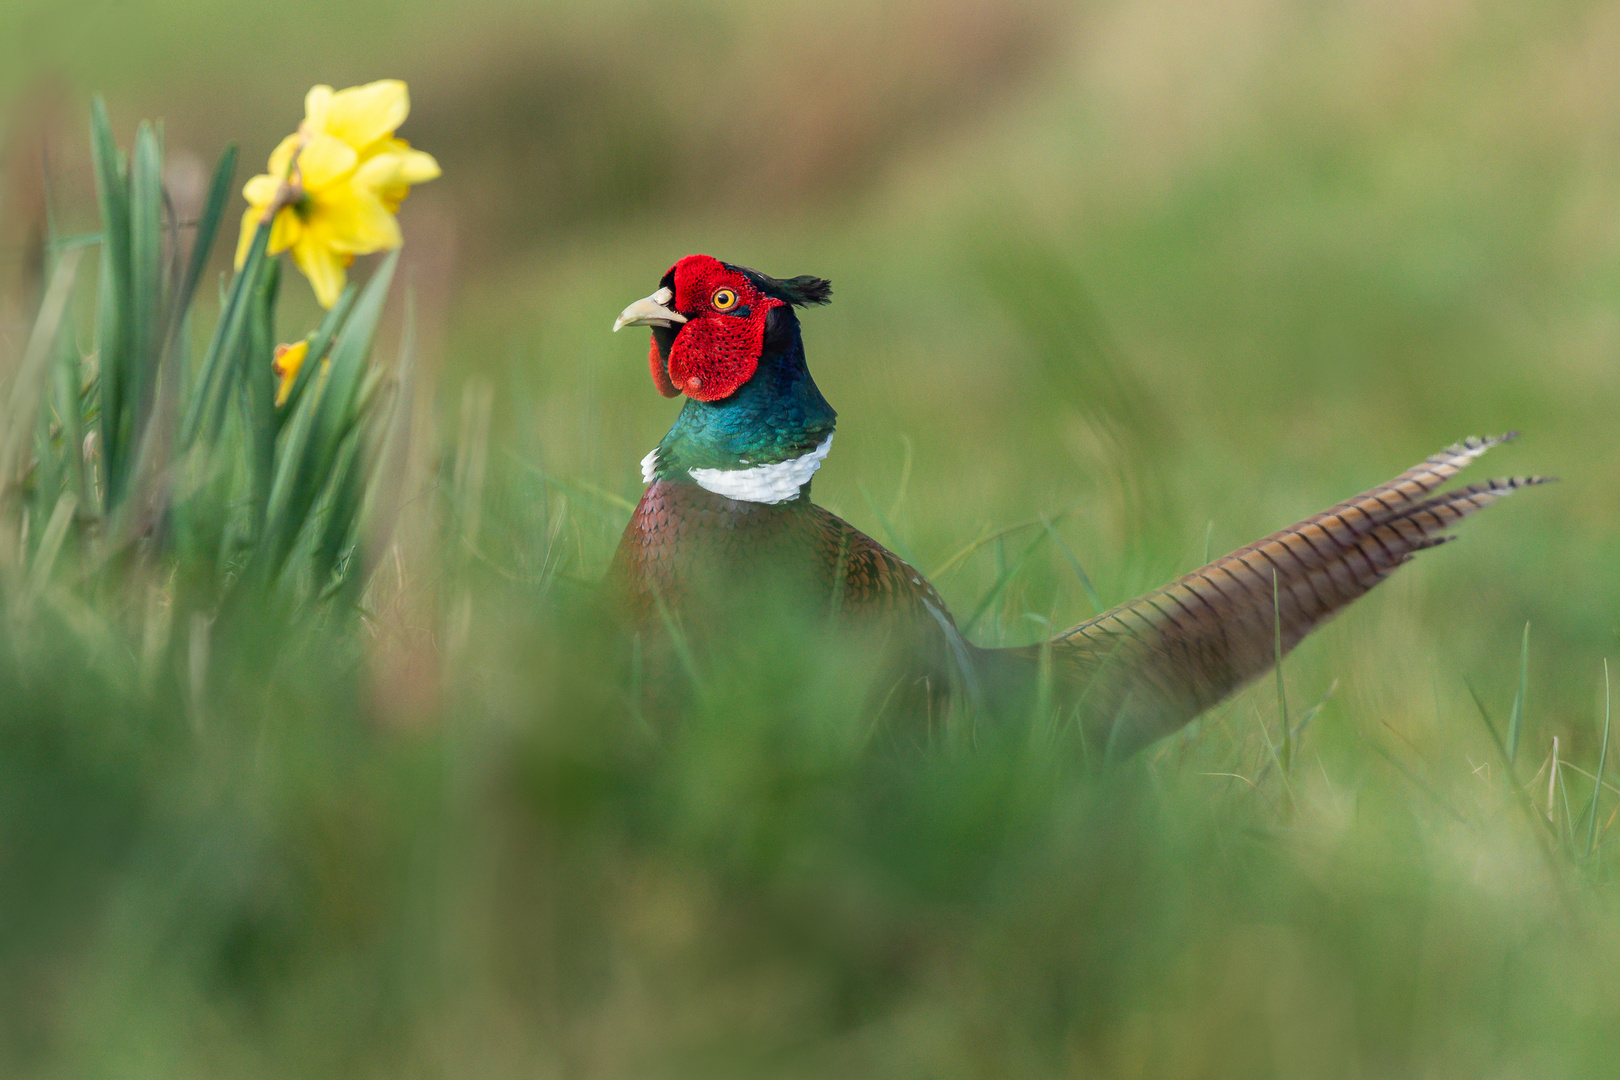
left=272, top=340, right=311, bottom=408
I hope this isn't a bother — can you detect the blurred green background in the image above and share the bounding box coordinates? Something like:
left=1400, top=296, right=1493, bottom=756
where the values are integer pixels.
left=3, top=1, right=1620, bottom=1076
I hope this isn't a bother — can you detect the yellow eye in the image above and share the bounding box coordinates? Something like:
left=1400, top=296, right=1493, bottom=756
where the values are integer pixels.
left=711, top=287, right=738, bottom=311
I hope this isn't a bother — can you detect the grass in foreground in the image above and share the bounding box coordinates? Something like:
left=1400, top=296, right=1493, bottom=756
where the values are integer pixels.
left=3, top=391, right=1617, bottom=1077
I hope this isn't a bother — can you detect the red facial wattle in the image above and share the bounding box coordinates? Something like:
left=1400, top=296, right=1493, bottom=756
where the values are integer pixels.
left=657, top=255, right=784, bottom=403
left=648, top=335, right=679, bottom=397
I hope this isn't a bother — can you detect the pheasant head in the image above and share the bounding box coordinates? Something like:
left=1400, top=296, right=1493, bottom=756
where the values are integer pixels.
left=615, top=254, right=833, bottom=401
left=614, top=255, right=838, bottom=503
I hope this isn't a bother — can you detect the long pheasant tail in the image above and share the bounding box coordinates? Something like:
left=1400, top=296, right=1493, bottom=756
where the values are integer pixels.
left=1048, top=434, right=1551, bottom=759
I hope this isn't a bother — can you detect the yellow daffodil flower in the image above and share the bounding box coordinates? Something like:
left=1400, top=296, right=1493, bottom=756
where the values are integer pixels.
left=272, top=340, right=310, bottom=407
left=236, top=80, right=440, bottom=308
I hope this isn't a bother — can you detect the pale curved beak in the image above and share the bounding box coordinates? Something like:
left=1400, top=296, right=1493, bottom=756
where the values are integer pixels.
left=612, top=287, right=688, bottom=332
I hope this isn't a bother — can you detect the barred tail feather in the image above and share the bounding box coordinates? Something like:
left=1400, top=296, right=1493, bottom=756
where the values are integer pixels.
left=1042, top=435, right=1550, bottom=758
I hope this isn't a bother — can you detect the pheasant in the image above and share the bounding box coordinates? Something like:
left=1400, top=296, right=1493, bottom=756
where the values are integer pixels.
left=608, top=254, right=1547, bottom=758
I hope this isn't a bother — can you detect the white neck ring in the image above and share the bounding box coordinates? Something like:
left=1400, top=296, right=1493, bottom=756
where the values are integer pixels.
left=643, top=433, right=834, bottom=505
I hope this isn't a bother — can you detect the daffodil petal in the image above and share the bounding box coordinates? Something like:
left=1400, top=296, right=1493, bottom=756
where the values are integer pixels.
left=351, top=155, right=395, bottom=189
left=235, top=206, right=299, bottom=264
left=316, top=183, right=401, bottom=254
left=297, top=132, right=359, bottom=191
left=243, top=173, right=280, bottom=207
left=291, top=232, right=349, bottom=309
left=354, top=147, right=441, bottom=190
left=267, top=206, right=301, bottom=256
left=321, top=80, right=410, bottom=152
left=397, top=148, right=440, bottom=184
left=304, top=85, right=334, bottom=131
left=234, top=207, right=260, bottom=269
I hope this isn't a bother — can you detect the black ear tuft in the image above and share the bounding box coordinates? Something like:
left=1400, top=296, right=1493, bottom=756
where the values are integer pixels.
left=777, top=275, right=833, bottom=306
left=729, top=264, right=834, bottom=308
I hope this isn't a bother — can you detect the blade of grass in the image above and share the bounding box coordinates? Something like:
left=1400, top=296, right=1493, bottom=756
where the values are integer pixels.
left=242, top=257, right=280, bottom=540
left=48, top=232, right=103, bottom=253
left=259, top=359, right=329, bottom=580
left=312, top=428, right=364, bottom=589
left=261, top=251, right=397, bottom=577
left=1464, top=683, right=1574, bottom=913
left=1466, top=679, right=1557, bottom=846
left=2, top=249, right=82, bottom=493
left=1274, top=569, right=1292, bottom=775
left=145, top=141, right=234, bottom=481
left=505, top=454, right=637, bottom=517
left=1254, top=680, right=1337, bottom=788
left=1039, top=512, right=1102, bottom=617
left=1507, top=622, right=1529, bottom=767
left=1550, top=736, right=1560, bottom=824
left=650, top=582, right=706, bottom=699
left=1029, top=630, right=1056, bottom=736
left=319, top=253, right=398, bottom=440
left=279, top=282, right=357, bottom=421
left=1584, top=660, right=1611, bottom=861
left=930, top=507, right=1076, bottom=579
left=452, top=379, right=493, bottom=557
left=51, top=318, right=88, bottom=509
left=90, top=98, right=131, bottom=501
left=171, top=144, right=236, bottom=333
left=125, top=121, right=165, bottom=449
left=1363, top=731, right=1469, bottom=827
left=887, top=432, right=913, bottom=523
left=1559, top=756, right=1576, bottom=852
left=179, top=220, right=270, bottom=449
left=1254, top=699, right=1296, bottom=807
left=1102, top=692, right=1137, bottom=765
left=24, top=492, right=78, bottom=605
left=1552, top=760, right=1620, bottom=801
left=30, top=360, right=64, bottom=526
left=962, top=527, right=1049, bottom=637
left=355, top=286, right=417, bottom=576
left=39, top=159, right=87, bottom=518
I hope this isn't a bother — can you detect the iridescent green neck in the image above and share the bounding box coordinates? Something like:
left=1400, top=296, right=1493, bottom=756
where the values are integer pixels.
left=648, top=308, right=836, bottom=479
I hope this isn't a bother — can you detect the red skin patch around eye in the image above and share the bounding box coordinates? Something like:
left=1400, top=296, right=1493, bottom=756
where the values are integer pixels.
left=655, top=255, right=784, bottom=403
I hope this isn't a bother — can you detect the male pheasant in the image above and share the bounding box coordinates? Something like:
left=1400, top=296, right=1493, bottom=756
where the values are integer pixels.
left=608, top=254, right=1547, bottom=758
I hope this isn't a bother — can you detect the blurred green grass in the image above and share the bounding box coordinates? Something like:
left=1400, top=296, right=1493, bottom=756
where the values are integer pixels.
left=4, top=0, right=1620, bottom=1076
